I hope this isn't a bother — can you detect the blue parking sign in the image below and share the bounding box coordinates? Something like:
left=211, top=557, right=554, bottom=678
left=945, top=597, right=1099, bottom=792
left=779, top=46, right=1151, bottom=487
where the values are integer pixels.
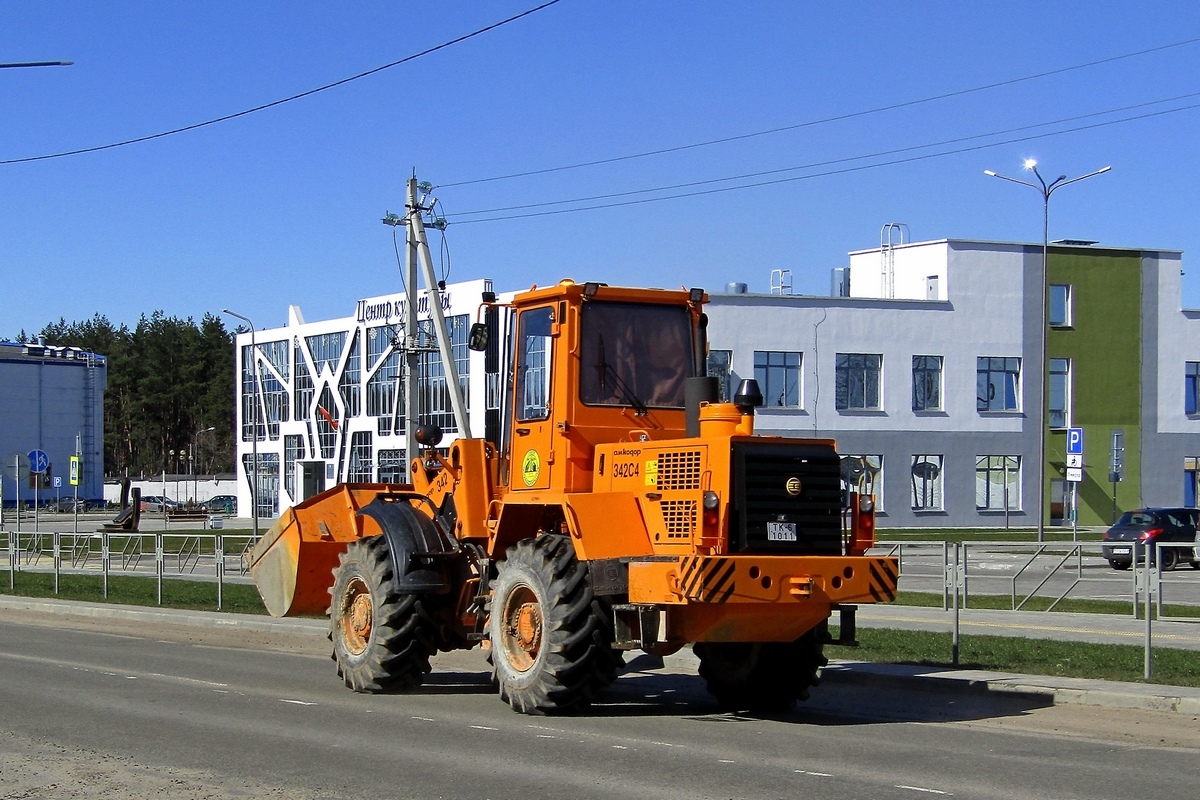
left=1066, top=427, right=1084, bottom=455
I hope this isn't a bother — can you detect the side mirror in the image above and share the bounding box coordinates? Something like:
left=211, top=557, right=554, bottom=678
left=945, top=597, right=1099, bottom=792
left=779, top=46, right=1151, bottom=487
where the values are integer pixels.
left=468, top=322, right=490, bottom=352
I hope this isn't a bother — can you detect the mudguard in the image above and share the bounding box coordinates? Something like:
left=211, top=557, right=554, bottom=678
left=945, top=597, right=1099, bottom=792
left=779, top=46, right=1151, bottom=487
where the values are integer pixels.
left=357, top=495, right=457, bottom=593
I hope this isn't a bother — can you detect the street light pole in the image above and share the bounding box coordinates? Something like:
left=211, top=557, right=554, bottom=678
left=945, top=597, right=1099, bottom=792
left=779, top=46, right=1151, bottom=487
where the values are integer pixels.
left=222, top=309, right=260, bottom=542
left=984, top=160, right=1111, bottom=542
left=193, top=425, right=215, bottom=505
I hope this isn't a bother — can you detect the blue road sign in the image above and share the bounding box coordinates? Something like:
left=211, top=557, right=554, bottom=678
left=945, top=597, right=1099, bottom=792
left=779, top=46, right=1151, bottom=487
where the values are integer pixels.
left=28, top=449, right=49, bottom=474
left=1066, top=427, right=1084, bottom=456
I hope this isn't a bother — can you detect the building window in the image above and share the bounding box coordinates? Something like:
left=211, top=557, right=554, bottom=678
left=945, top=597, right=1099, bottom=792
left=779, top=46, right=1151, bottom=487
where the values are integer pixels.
left=338, top=330, right=362, bottom=418
left=378, top=449, right=407, bottom=483
left=841, top=455, right=883, bottom=511
left=367, top=325, right=401, bottom=434
left=912, top=355, right=943, bottom=412
left=283, top=435, right=304, bottom=501
left=1185, top=457, right=1199, bottom=508
left=243, top=452, right=280, bottom=519
left=1049, top=284, right=1072, bottom=327
left=836, top=353, right=882, bottom=411
left=347, top=431, right=373, bottom=483
left=910, top=454, right=943, bottom=511
left=305, top=331, right=346, bottom=376
left=977, top=356, right=1020, bottom=412
left=294, top=340, right=314, bottom=421
left=976, top=455, right=1020, bottom=510
left=1187, top=362, right=1200, bottom=415
left=1049, top=358, right=1071, bottom=428
left=708, top=349, right=733, bottom=402
left=754, top=351, right=801, bottom=408
left=315, top=386, right=338, bottom=459
left=415, top=315, right=470, bottom=432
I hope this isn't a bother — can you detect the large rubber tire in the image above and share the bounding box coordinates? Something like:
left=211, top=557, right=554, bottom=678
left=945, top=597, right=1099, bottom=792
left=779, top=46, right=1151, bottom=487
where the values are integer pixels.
left=695, top=624, right=828, bottom=713
left=489, top=535, right=621, bottom=715
left=328, top=536, right=438, bottom=693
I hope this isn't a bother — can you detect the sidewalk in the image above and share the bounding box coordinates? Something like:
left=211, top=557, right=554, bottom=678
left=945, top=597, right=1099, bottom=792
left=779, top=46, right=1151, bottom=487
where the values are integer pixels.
left=4, top=594, right=1199, bottom=715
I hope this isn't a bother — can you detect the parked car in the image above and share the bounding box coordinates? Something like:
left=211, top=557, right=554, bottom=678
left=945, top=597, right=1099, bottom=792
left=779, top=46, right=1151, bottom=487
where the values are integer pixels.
left=1101, top=508, right=1200, bottom=571
left=52, top=497, right=93, bottom=513
left=204, top=495, right=237, bottom=514
left=140, top=495, right=178, bottom=512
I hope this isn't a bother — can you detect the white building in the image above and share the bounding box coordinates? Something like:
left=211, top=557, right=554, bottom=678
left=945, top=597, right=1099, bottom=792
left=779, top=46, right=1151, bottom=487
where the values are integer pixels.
left=232, top=239, right=1200, bottom=528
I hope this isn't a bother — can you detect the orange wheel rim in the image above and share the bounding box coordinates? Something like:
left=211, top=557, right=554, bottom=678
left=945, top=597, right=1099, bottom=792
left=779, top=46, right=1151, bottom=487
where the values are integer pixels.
left=341, top=577, right=373, bottom=656
left=501, top=585, right=542, bottom=672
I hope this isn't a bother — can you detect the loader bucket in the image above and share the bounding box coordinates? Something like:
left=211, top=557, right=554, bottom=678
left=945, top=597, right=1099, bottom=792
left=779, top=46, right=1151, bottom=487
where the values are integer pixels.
left=246, top=483, right=395, bottom=617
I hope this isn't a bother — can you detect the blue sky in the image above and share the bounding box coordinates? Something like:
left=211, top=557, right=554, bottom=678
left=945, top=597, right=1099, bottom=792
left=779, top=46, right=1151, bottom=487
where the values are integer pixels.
left=3, top=1, right=1199, bottom=338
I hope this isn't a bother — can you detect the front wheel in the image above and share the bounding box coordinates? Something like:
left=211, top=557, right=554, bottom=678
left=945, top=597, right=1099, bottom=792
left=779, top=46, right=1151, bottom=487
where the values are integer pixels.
left=329, top=536, right=438, bottom=693
left=489, top=535, right=620, bottom=714
left=695, top=624, right=828, bottom=713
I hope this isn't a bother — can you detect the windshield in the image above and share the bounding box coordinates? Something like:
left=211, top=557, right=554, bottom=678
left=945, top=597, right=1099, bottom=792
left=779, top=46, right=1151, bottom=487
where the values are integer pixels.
left=579, top=301, right=694, bottom=409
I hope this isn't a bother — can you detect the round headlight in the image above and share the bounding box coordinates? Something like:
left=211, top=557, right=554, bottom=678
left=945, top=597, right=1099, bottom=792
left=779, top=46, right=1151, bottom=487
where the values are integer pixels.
left=703, top=490, right=719, bottom=510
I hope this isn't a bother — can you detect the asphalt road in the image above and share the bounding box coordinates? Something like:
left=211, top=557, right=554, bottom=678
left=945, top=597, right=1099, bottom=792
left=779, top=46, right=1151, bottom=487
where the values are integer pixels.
left=2, top=611, right=1198, bottom=800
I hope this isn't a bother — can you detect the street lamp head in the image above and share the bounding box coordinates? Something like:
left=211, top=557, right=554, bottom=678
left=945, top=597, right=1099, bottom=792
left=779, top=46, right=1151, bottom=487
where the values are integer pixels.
left=1023, top=158, right=1038, bottom=171
left=983, top=170, right=997, bottom=177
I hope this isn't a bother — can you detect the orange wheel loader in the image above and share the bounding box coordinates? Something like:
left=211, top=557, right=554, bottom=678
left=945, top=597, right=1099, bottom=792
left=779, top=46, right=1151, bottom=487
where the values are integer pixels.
left=247, top=279, right=898, bottom=714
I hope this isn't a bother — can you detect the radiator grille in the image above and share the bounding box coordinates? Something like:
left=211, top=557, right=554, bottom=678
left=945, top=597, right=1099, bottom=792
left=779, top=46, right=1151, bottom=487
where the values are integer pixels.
left=656, top=450, right=702, bottom=491
left=661, top=499, right=697, bottom=539
left=729, top=441, right=843, bottom=555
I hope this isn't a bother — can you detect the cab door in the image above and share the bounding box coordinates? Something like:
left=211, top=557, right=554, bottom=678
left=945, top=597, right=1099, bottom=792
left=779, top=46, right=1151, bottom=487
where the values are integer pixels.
left=510, top=305, right=556, bottom=491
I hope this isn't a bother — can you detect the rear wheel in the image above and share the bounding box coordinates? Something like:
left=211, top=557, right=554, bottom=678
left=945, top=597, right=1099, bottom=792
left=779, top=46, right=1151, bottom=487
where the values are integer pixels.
left=1161, top=547, right=1179, bottom=571
left=695, top=624, right=828, bottom=713
left=489, top=535, right=620, bottom=714
left=329, top=536, right=438, bottom=693
left=1108, top=559, right=1130, bottom=571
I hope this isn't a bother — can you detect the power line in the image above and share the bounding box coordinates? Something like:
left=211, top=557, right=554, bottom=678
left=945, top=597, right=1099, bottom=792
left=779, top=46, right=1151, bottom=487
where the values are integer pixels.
left=450, top=92, right=1200, bottom=218
left=0, top=1, right=563, bottom=166
left=450, top=102, right=1200, bottom=224
left=438, top=35, right=1200, bottom=189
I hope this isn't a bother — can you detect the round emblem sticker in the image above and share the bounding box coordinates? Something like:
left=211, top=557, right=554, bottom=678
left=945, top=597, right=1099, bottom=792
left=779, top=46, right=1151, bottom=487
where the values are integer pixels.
left=785, top=477, right=802, bottom=496
left=522, top=449, right=541, bottom=487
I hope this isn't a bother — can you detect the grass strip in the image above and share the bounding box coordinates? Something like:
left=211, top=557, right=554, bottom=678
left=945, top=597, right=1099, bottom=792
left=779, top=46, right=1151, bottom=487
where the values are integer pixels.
left=894, top=590, right=1197, bottom=619
left=1, top=571, right=268, bottom=615
left=828, top=626, right=1200, bottom=688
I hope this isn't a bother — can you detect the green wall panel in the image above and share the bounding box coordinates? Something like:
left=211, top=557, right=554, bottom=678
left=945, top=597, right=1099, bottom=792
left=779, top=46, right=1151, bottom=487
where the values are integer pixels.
left=1047, top=249, right=1142, bottom=526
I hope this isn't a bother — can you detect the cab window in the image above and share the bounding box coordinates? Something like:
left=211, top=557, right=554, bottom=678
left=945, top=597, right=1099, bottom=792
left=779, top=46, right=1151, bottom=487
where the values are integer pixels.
left=579, top=302, right=693, bottom=409
left=515, top=307, right=553, bottom=422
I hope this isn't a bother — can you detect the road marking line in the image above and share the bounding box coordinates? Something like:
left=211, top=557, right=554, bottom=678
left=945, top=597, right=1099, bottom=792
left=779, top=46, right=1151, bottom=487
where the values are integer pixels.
left=471, top=725, right=498, bottom=731
left=795, top=770, right=832, bottom=777
left=612, top=745, right=628, bottom=750
left=896, top=785, right=950, bottom=794
left=279, top=699, right=315, bottom=706
left=718, top=759, right=735, bottom=764
left=412, top=716, right=435, bottom=722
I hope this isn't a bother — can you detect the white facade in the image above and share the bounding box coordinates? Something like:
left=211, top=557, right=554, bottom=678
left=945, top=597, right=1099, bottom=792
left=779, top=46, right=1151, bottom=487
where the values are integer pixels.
left=232, top=239, right=1200, bottom=527
left=231, top=278, right=498, bottom=519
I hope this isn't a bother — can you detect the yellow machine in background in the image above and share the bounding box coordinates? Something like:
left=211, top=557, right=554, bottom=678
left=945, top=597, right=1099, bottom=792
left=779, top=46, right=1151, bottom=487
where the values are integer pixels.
left=249, top=278, right=897, bottom=714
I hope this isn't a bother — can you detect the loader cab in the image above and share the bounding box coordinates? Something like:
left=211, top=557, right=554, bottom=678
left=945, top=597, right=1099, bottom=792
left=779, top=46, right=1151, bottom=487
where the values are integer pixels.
left=494, top=281, right=707, bottom=494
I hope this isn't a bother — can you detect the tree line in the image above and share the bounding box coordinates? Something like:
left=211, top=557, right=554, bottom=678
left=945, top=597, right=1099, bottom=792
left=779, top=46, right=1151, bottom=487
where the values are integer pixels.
left=18, top=313, right=236, bottom=477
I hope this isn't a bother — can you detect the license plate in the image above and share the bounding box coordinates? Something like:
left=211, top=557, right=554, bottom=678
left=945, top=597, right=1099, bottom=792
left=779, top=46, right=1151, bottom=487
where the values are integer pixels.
left=767, top=522, right=797, bottom=542
left=1110, top=547, right=1130, bottom=555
